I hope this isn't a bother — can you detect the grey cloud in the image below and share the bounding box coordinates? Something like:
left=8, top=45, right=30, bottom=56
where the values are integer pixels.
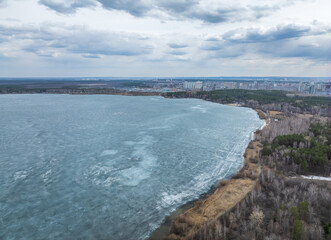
left=223, top=25, right=312, bottom=43
left=250, top=5, right=280, bottom=19
left=210, top=46, right=245, bottom=58
left=68, top=36, right=152, bottom=56
left=96, top=0, right=150, bottom=17
left=167, top=50, right=187, bottom=55
left=0, top=24, right=38, bottom=36
left=0, top=0, right=6, bottom=7
left=271, top=25, right=310, bottom=40
left=23, top=45, right=58, bottom=57
left=82, top=54, right=101, bottom=58
left=39, top=0, right=96, bottom=14
left=38, top=0, right=151, bottom=16
left=186, top=8, right=241, bottom=24
left=64, top=29, right=153, bottom=56
left=205, top=37, right=220, bottom=42
left=257, top=39, right=331, bottom=61
left=36, top=0, right=283, bottom=24
left=0, top=24, right=153, bottom=57
left=158, top=0, right=198, bottom=14
left=168, top=43, right=188, bottom=49
left=201, top=40, right=246, bottom=58
left=161, top=3, right=281, bottom=24
left=201, top=24, right=331, bottom=61
left=201, top=42, right=223, bottom=51
left=39, top=0, right=197, bottom=17
left=49, top=42, right=67, bottom=48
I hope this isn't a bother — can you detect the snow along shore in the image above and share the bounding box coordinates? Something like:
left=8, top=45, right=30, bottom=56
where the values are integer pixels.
left=293, top=175, right=331, bottom=181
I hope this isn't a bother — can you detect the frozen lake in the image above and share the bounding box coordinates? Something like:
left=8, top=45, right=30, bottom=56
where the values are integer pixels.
left=0, top=94, right=264, bottom=239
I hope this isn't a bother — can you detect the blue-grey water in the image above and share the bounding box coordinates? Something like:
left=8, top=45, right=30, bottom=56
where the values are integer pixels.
left=0, top=94, right=264, bottom=240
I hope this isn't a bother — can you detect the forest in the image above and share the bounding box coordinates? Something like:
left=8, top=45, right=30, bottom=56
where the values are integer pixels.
left=179, top=168, right=331, bottom=240
left=165, top=90, right=330, bottom=116
left=262, top=123, right=331, bottom=175
left=163, top=109, right=331, bottom=240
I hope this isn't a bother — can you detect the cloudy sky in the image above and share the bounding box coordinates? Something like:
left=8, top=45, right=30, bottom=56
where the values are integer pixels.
left=0, top=0, right=330, bottom=77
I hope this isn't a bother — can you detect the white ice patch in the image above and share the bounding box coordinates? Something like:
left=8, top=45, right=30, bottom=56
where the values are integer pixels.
left=157, top=173, right=213, bottom=210
left=300, top=175, right=331, bottom=181
left=158, top=191, right=192, bottom=210
left=191, top=105, right=207, bottom=113
left=100, top=150, right=118, bottom=157
left=86, top=165, right=116, bottom=187
left=259, top=120, right=266, bottom=130
left=119, top=135, right=158, bottom=186
left=41, top=169, right=52, bottom=184
left=250, top=131, right=255, bottom=140
left=157, top=116, right=259, bottom=211
left=119, top=167, right=150, bottom=187
left=13, top=171, right=28, bottom=181
left=156, top=158, right=238, bottom=211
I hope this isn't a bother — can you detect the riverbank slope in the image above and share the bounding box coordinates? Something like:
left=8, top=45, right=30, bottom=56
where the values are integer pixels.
left=150, top=108, right=268, bottom=240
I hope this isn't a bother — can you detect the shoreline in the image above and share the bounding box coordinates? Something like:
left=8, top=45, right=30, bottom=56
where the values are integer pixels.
left=2, top=92, right=329, bottom=239
left=149, top=105, right=268, bottom=240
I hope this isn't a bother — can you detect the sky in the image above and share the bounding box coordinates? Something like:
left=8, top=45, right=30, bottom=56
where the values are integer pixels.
left=0, top=0, right=330, bottom=77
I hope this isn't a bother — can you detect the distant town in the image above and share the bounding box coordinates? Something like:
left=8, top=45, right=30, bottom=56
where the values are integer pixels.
left=0, top=77, right=330, bottom=96
left=125, top=78, right=331, bottom=96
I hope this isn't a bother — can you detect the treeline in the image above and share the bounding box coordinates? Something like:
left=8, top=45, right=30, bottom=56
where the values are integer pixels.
left=0, top=87, right=160, bottom=96
left=162, top=110, right=330, bottom=240
left=164, top=90, right=331, bottom=116
left=262, top=123, right=331, bottom=175
left=177, top=170, right=331, bottom=240
left=261, top=116, right=311, bottom=142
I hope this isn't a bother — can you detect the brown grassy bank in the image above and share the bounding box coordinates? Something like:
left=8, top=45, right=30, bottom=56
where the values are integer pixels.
left=153, top=104, right=331, bottom=240
left=150, top=108, right=269, bottom=240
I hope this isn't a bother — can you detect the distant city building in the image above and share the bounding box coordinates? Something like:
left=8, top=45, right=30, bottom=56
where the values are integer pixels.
left=224, top=82, right=234, bottom=89
left=195, top=81, right=203, bottom=89
left=297, top=82, right=328, bottom=95
left=309, top=83, right=316, bottom=94
left=119, top=78, right=331, bottom=96
left=183, top=81, right=203, bottom=90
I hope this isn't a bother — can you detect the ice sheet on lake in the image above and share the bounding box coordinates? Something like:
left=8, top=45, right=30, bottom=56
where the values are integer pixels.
left=0, top=94, right=264, bottom=240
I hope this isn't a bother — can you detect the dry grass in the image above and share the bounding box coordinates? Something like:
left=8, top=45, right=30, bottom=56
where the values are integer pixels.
left=269, top=110, right=283, bottom=117
left=165, top=129, right=264, bottom=240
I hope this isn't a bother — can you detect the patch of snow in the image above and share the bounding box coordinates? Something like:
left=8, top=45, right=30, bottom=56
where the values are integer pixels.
left=300, top=175, right=331, bottom=181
